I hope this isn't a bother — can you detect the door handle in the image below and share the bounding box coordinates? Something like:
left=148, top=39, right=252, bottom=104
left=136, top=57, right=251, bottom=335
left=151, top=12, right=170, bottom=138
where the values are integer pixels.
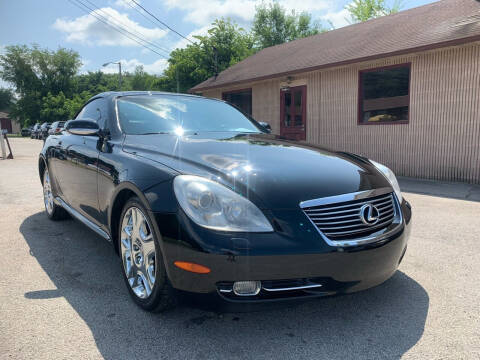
left=58, top=141, right=62, bottom=145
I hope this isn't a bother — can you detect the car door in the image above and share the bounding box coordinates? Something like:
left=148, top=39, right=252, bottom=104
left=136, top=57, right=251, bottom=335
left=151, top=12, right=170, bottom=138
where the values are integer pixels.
left=55, top=98, right=107, bottom=224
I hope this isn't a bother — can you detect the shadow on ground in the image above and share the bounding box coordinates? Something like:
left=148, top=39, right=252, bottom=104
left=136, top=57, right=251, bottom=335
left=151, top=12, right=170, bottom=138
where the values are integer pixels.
left=21, top=212, right=429, bottom=360
left=398, top=176, right=480, bottom=202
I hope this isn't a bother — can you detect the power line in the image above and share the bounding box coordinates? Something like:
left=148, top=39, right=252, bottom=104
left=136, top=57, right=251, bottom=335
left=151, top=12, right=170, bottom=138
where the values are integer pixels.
left=71, top=0, right=170, bottom=57
left=67, top=0, right=169, bottom=58
left=129, top=0, right=195, bottom=44
left=82, top=0, right=172, bottom=55
left=120, top=0, right=163, bottom=30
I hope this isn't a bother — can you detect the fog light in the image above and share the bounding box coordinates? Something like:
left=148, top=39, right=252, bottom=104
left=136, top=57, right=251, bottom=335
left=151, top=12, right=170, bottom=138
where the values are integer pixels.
left=232, top=281, right=261, bottom=296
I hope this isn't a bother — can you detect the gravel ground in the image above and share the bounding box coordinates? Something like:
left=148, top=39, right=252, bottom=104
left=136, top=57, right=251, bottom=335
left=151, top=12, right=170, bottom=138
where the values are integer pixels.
left=1, top=138, right=479, bottom=360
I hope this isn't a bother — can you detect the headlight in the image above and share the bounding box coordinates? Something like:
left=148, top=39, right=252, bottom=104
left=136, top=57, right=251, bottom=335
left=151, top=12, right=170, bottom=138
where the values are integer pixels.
left=173, top=175, right=273, bottom=232
left=370, top=160, right=403, bottom=203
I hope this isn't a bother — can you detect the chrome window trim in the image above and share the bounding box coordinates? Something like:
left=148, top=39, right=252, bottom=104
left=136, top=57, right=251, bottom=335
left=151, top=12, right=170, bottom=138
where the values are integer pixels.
left=300, top=188, right=403, bottom=247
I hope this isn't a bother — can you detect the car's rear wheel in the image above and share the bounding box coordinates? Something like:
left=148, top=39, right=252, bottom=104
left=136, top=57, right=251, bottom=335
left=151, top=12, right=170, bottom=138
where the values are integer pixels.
left=43, top=169, right=68, bottom=220
left=119, top=197, right=177, bottom=312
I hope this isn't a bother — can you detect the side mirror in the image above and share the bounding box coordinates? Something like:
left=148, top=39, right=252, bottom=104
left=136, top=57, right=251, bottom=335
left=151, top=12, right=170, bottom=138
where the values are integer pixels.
left=65, top=119, right=100, bottom=136
left=259, top=121, right=272, bottom=133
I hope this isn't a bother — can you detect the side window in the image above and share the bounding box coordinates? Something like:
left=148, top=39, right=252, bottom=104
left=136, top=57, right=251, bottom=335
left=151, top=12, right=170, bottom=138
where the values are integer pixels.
left=76, top=98, right=108, bottom=129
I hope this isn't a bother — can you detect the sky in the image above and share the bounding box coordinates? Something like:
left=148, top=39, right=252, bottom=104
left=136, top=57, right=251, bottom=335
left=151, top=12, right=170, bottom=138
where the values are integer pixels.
left=0, top=0, right=436, bottom=87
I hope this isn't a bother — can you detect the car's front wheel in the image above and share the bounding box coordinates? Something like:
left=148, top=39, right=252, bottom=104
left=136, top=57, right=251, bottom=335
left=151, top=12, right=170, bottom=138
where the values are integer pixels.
left=119, top=197, right=177, bottom=312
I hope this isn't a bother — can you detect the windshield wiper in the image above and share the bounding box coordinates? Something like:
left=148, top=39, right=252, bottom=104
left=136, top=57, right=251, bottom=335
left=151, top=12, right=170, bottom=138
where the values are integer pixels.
left=139, top=132, right=171, bottom=135
left=138, top=131, right=199, bottom=135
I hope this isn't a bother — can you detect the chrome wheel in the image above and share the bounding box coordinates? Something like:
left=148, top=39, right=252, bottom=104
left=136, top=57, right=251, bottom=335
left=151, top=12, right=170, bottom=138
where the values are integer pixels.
left=120, top=207, right=156, bottom=299
left=43, top=170, right=54, bottom=215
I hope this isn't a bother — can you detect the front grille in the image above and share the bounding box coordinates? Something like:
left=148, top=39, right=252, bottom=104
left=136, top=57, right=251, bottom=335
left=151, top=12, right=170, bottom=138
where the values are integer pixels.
left=302, top=192, right=396, bottom=240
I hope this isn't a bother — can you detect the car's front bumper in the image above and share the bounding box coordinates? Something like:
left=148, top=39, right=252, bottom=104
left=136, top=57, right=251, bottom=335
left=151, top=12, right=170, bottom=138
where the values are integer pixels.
left=154, top=201, right=411, bottom=303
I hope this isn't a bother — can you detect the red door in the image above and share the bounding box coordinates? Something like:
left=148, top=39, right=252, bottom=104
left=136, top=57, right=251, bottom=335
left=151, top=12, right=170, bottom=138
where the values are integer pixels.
left=0, top=118, right=12, bottom=134
left=280, top=85, right=306, bottom=140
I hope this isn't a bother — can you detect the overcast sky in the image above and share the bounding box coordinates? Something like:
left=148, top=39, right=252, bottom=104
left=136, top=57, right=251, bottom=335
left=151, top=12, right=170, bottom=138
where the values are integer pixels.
left=0, top=0, right=436, bottom=87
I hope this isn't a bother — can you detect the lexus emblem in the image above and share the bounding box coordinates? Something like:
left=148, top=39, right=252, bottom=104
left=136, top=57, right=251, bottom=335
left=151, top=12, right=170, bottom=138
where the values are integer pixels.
left=359, top=204, right=380, bottom=225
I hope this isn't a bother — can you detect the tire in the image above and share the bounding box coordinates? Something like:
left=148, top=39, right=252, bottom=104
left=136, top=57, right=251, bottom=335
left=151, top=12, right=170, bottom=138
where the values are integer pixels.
left=118, top=197, right=177, bottom=312
left=43, top=168, right=69, bottom=220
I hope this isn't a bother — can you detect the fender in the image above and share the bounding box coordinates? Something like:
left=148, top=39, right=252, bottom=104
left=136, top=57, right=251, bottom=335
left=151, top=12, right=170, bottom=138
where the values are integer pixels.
left=107, top=179, right=176, bottom=264
left=107, top=180, right=153, bottom=231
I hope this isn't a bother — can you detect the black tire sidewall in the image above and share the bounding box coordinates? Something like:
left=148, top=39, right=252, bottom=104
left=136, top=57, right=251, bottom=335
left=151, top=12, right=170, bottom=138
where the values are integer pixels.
left=118, top=197, right=170, bottom=311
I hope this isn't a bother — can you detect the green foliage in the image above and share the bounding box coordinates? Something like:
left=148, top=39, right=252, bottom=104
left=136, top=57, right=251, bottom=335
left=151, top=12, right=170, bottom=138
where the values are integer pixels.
left=160, top=19, right=255, bottom=93
left=0, top=88, right=14, bottom=111
left=346, top=0, right=402, bottom=23
left=252, top=2, right=325, bottom=49
left=74, top=71, right=120, bottom=94
left=0, top=44, right=162, bottom=125
left=40, top=92, right=70, bottom=122
left=39, top=91, right=92, bottom=121
left=158, top=8, right=327, bottom=92
left=0, top=44, right=81, bottom=125
left=130, top=65, right=159, bottom=90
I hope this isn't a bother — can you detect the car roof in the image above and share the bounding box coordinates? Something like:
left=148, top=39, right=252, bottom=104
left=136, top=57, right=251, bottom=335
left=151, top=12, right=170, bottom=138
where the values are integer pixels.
left=89, top=91, right=207, bottom=102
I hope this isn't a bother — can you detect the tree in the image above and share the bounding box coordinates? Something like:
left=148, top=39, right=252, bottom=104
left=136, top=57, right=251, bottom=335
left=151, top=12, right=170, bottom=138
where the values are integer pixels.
left=252, top=2, right=324, bottom=49
left=0, top=88, right=14, bottom=111
left=75, top=71, right=113, bottom=94
left=129, top=66, right=158, bottom=91
left=39, top=90, right=92, bottom=121
left=159, top=19, right=255, bottom=93
left=40, top=92, right=70, bottom=123
left=346, top=0, right=402, bottom=23
left=0, top=45, right=81, bottom=125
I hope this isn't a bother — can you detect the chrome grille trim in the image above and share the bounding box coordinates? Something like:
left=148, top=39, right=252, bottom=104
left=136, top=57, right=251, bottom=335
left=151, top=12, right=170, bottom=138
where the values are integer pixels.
left=262, top=283, right=323, bottom=292
left=299, top=187, right=392, bottom=208
left=322, top=216, right=395, bottom=236
left=305, top=193, right=395, bottom=234
left=300, top=188, right=403, bottom=247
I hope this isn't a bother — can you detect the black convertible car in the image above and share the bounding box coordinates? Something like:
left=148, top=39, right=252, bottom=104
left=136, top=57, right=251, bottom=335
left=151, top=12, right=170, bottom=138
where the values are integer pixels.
left=39, top=91, right=411, bottom=312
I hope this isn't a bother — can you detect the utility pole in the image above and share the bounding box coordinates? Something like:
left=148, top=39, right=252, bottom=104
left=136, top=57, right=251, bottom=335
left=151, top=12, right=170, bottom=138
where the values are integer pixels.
left=118, top=62, right=122, bottom=90
left=102, top=61, right=122, bottom=90
left=176, top=66, right=180, bottom=93
left=213, top=46, right=218, bottom=79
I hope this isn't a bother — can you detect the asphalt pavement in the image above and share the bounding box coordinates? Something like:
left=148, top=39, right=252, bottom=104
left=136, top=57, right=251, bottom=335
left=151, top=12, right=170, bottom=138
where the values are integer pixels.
left=1, top=138, right=479, bottom=359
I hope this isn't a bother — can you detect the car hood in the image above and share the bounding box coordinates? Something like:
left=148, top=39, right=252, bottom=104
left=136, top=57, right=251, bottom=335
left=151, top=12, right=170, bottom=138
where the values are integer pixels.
left=123, top=132, right=391, bottom=209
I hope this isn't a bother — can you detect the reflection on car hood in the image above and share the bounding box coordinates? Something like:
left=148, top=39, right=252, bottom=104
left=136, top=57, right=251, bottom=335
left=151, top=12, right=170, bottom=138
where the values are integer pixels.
left=122, top=132, right=390, bottom=209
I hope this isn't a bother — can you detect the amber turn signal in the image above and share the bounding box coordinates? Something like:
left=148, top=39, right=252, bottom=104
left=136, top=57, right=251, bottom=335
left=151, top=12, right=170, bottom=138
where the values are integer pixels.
left=174, top=261, right=211, bottom=274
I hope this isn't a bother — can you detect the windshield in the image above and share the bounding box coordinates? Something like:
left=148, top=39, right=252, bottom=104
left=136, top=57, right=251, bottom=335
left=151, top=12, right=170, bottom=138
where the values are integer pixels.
left=117, top=95, right=262, bottom=135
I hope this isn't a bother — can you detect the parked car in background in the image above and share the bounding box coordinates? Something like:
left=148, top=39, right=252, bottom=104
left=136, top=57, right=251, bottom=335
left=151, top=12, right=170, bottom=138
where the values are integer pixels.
left=40, top=122, right=51, bottom=140
left=39, top=91, right=411, bottom=312
left=21, top=127, right=32, bottom=137
left=48, top=121, right=65, bottom=135
left=31, top=123, right=41, bottom=139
